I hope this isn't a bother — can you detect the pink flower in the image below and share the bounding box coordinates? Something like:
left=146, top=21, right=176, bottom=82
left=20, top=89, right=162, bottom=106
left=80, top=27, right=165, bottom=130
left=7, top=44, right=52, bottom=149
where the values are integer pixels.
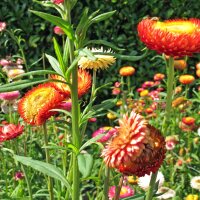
left=114, top=82, right=121, bottom=88
left=0, top=124, right=24, bottom=142
left=14, top=171, right=24, bottom=181
left=53, top=0, right=64, bottom=4
left=0, top=22, right=6, bottom=32
left=142, top=81, right=154, bottom=89
left=112, top=88, right=121, bottom=95
left=16, top=58, right=24, bottom=65
left=92, top=127, right=117, bottom=143
left=57, top=100, right=72, bottom=111
left=54, top=26, right=65, bottom=35
left=108, top=185, right=134, bottom=199
left=0, top=59, right=10, bottom=66
left=165, top=135, right=179, bottom=150
left=0, top=91, right=20, bottom=100
left=7, top=69, right=25, bottom=78
left=88, top=118, right=97, bottom=123
left=136, top=88, right=144, bottom=93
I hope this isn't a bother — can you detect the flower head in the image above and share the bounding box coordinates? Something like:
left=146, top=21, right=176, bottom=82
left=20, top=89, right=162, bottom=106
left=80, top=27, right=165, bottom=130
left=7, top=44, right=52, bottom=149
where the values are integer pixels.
left=0, top=91, right=20, bottom=100
left=138, top=171, right=164, bottom=191
left=102, top=111, right=166, bottom=177
left=108, top=185, right=134, bottom=200
left=0, top=124, right=24, bottom=142
left=0, top=22, right=6, bottom=32
left=127, top=176, right=138, bottom=185
left=0, top=59, right=10, bottom=66
left=165, top=135, right=179, bottom=150
left=174, top=60, right=187, bottom=70
left=78, top=48, right=116, bottom=70
left=54, top=26, right=64, bottom=35
left=137, top=18, right=200, bottom=57
left=50, top=69, right=91, bottom=98
left=18, top=83, right=65, bottom=126
left=92, top=127, right=117, bottom=143
left=190, top=176, right=200, bottom=191
left=156, top=187, right=176, bottom=199
left=182, top=117, right=195, bottom=126
left=14, top=171, right=24, bottom=181
left=179, top=75, right=195, bottom=84
left=53, top=0, right=64, bottom=4
left=119, top=66, right=135, bottom=76
left=154, top=73, right=165, bottom=81
left=185, top=194, right=199, bottom=200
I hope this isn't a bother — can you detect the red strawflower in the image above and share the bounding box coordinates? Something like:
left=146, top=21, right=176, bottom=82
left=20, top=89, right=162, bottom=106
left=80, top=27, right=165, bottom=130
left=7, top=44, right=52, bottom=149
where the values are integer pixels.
left=0, top=124, right=24, bottom=142
left=18, top=83, right=65, bottom=126
left=53, top=0, right=64, bottom=4
left=137, top=18, right=200, bottom=57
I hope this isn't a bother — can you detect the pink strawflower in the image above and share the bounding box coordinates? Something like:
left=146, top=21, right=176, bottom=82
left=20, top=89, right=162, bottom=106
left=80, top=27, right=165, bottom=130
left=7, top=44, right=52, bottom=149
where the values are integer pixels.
left=108, top=185, right=134, bottom=199
left=112, top=88, right=121, bottom=95
left=0, top=91, right=20, bottom=100
left=14, top=171, right=24, bottom=181
left=92, top=127, right=117, bottom=143
left=0, top=59, right=10, bottom=66
left=0, top=22, right=6, bottom=32
left=142, top=81, right=154, bottom=88
left=88, top=117, right=97, bottom=123
left=165, top=135, right=179, bottom=150
left=16, top=58, right=24, bottom=65
left=0, top=124, right=24, bottom=142
left=136, top=88, right=144, bottom=93
left=54, top=26, right=65, bottom=35
left=114, top=82, right=121, bottom=88
left=154, top=73, right=165, bottom=81
left=53, top=0, right=64, bottom=4
left=7, top=69, right=25, bottom=78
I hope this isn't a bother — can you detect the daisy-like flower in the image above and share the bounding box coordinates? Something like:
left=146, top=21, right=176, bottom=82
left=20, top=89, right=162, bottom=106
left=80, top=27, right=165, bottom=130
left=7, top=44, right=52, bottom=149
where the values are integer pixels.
left=18, top=83, right=65, bottom=126
left=0, top=91, right=20, bottom=101
left=78, top=47, right=116, bottom=70
left=174, top=60, right=187, bottom=70
left=179, top=75, right=195, bottom=84
left=156, top=187, right=176, bottom=199
left=119, top=66, right=135, bottom=76
left=182, top=117, right=195, bottom=126
left=102, top=111, right=166, bottom=177
left=154, top=73, right=165, bottom=81
left=50, top=69, right=92, bottom=98
left=108, top=185, right=134, bottom=200
left=92, top=127, right=117, bottom=143
left=0, top=124, right=24, bottom=142
left=190, top=176, right=200, bottom=191
left=137, top=18, right=200, bottom=57
left=138, top=171, right=165, bottom=191
left=185, top=194, right=199, bottom=200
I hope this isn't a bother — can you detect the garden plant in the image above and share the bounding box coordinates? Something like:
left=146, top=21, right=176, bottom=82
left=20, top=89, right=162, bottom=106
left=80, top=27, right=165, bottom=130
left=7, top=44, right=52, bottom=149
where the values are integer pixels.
left=0, top=0, right=199, bottom=200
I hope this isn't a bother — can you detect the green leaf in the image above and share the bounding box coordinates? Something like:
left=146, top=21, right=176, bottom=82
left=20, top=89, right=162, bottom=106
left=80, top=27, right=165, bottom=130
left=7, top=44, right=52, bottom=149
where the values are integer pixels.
left=92, top=99, right=117, bottom=112
left=90, top=10, right=116, bottom=23
left=45, top=54, right=64, bottom=76
left=14, top=155, right=71, bottom=193
left=30, top=10, right=75, bottom=41
left=123, top=193, right=145, bottom=200
left=53, top=37, right=66, bottom=73
left=85, top=40, right=125, bottom=51
left=79, top=48, right=97, bottom=61
left=77, top=153, right=93, bottom=178
left=80, top=134, right=105, bottom=152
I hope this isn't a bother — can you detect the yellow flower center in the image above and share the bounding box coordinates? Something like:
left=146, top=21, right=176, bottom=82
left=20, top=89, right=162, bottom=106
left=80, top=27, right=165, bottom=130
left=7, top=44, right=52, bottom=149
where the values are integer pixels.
left=155, top=21, right=196, bottom=34
left=120, top=187, right=128, bottom=195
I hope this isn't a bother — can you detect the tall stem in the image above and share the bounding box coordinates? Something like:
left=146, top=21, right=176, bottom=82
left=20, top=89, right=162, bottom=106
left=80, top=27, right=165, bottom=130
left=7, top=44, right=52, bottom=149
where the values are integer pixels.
left=145, top=56, right=175, bottom=200
left=103, top=167, right=110, bottom=200
left=114, top=175, right=124, bottom=200
left=43, top=123, right=54, bottom=200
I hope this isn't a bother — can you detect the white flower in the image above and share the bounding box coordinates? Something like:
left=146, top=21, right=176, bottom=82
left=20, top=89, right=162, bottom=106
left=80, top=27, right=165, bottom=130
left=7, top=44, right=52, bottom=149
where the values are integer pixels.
left=190, top=176, right=200, bottom=190
left=138, top=172, right=165, bottom=191
left=156, top=187, right=176, bottom=199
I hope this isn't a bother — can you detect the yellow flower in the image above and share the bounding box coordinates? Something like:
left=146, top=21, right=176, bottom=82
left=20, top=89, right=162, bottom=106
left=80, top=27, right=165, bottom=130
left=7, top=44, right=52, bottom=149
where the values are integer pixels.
left=78, top=47, right=116, bottom=70
left=107, top=112, right=117, bottom=120
left=119, top=66, right=135, bottom=76
left=140, top=89, right=149, bottom=97
left=185, top=194, right=199, bottom=200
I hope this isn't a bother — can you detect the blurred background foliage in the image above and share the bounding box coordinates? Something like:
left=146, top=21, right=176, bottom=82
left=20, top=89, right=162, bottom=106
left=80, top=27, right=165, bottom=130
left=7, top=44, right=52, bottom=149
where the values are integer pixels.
left=0, top=0, right=200, bottom=90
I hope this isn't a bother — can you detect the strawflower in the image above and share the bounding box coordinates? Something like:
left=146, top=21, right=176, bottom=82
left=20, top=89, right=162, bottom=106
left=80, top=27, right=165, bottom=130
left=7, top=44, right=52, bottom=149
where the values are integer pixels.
left=1, top=100, right=18, bottom=114
left=142, top=81, right=154, bottom=88
left=119, top=66, right=135, bottom=76
left=102, top=111, right=166, bottom=177
left=108, top=185, right=134, bottom=200
left=0, top=91, right=20, bottom=100
left=174, top=60, right=187, bottom=70
left=156, top=187, right=176, bottom=199
left=14, top=171, right=24, bottom=181
left=54, top=26, right=64, bottom=35
left=190, top=176, right=200, bottom=191
left=185, top=194, right=199, bottom=200
left=53, top=0, right=64, bottom=4
left=78, top=47, right=116, bottom=70
left=18, top=83, right=65, bottom=126
left=107, top=112, right=117, bottom=120
left=138, top=171, right=164, bottom=191
left=0, top=22, right=6, bottom=32
left=196, top=69, right=200, bottom=78
left=137, top=17, right=200, bottom=57
left=112, top=87, right=121, bottom=95
left=7, top=68, right=25, bottom=78
left=182, top=117, right=195, bottom=126
left=0, top=59, right=10, bottom=66
left=127, top=176, right=138, bottom=185
left=0, top=124, right=24, bottom=142
left=179, top=75, right=195, bottom=84
left=154, top=73, right=165, bottom=81
left=92, top=126, right=117, bottom=143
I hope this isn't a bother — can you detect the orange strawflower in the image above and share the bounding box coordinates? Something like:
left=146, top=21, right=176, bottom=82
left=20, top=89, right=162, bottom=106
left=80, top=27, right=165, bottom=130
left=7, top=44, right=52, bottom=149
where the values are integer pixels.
left=182, top=117, right=195, bottom=126
left=153, top=73, right=165, bottom=81
left=119, top=66, right=135, bottom=76
left=196, top=62, right=200, bottom=70
left=18, top=83, right=65, bottom=126
left=196, top=69, right=200, bottom=78
left=50, top=69, right=92, bottom=98
left=179, top=74, right=195, bottom=84
left=174, top=60, right=187, bottom=70
left=140, top=89, right=149, bottom=97
left=137, top=18, right=200, bottom=57
left=102, top=111, right=166, bottom=177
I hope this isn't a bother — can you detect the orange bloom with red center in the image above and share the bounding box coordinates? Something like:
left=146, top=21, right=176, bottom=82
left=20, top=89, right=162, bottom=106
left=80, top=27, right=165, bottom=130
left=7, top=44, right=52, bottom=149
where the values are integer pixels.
left=18, top=83, right=65, bottom=126
left=179, top=74, right=195, bottom=84
left=102, top=111, right=166, bottom=177
left=137, top=18, right=200, bottom=57
left=119, top=66, right=135, bottom=76
left=0, top=124, right=24, bottom=142
left=174, top=60, right=187, bottom=70
left=182, top=117, right=195, bottom=126
left=50, top=69, right=91, bottom=98
left=153, top=73, right=165, bottom=81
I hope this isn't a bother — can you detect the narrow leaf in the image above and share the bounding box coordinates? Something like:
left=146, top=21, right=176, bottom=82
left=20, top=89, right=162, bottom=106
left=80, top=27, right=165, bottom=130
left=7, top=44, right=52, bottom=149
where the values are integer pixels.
left=14, top=155, right=71, bottom=193
left=91, top=11, right=116, bottom=23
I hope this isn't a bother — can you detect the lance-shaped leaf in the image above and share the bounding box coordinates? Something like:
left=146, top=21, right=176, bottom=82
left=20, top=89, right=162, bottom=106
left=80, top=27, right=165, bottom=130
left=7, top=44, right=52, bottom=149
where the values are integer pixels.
left=14, top=155, right=71, bottom=194
left=30, top=10, right=75, bottom=41
left=90, top=10, right=116, bottom=23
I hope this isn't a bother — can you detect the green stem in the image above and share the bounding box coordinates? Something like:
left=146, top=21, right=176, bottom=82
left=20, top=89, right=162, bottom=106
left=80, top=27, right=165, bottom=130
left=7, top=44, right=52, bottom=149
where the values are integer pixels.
left=21, top=165, right=33, bottom=200
left=43, top=123, right=54, bottom=200
left=145, top=171, right=158, bottom=200
left=103, top=167, right=110, bottom=200
left=114, top=175, right=124, bottom=200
